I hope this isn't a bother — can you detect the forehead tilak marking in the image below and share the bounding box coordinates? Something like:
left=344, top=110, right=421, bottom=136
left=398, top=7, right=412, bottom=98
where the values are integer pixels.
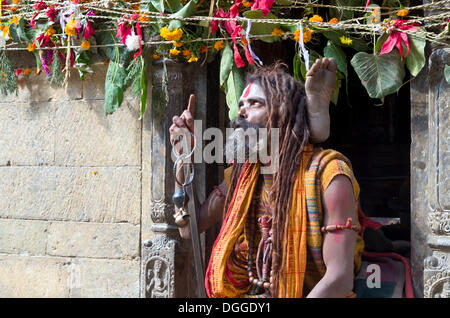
left=242, top=81, right=254, bottom=99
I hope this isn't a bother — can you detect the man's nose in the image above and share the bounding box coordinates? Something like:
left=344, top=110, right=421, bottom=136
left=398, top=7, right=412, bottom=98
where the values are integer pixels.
left=238, top=105, right=247, bottom=119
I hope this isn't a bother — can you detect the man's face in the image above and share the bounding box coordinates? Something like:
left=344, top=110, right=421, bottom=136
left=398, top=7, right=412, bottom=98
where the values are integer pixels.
left=237, top=81, right=268, bottom=127
left=225, top=81, right=269, bottom=163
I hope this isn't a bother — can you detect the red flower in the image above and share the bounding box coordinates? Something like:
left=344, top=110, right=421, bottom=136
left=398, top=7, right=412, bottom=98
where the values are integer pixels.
left=115, top=21, right=132, bottom=45
left=251, top=0, right=274, bottom=17
left=210, top=9, right=229, bottom=35
left=380, top=20, right=419, bottom=60
left=33, top=1, right=47, bottom=11
left=45, top=7, right=57, bottom=22
left=83, top=21, right=95, bottom=41
left=133, top=21, right=143, bottom=60
left=15, top=69, right=23, bottom=77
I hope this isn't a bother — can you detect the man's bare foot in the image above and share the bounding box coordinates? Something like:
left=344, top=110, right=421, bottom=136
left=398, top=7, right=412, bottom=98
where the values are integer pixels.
left=305, top=57, right=337, bottom=114
left=304, top=57, right=337, bottom=143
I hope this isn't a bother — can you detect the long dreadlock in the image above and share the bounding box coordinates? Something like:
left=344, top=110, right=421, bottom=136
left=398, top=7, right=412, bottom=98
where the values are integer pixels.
left=222, top=61, right=311, bottom=298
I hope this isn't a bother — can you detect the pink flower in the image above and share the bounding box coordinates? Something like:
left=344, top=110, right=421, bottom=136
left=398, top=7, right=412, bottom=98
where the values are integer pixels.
left=14, top=69, right=22, bottom=77
left=45, top=7, right=57, bottom=22
left=33, top=1, right=47, bottom=11
left=115, top=21, right=132, bottom=45
left=380, top=20, right=419, bottom=60
left=251, top=0, right=274, bottom=17
left=83, top=21, right=95, bottom=41
left=76, top=22, right=83, bottom=40
left=210, top=9, right=228, bottom=35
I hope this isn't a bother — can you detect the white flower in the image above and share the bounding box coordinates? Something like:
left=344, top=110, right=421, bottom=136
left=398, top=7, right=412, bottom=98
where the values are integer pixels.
left=125, top=31, right=141, bottom=51
left=0, top=33, right=6, bottom=48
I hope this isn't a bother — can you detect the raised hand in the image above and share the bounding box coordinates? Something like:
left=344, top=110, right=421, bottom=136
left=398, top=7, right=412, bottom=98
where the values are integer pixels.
left=169, top=94, right=196, bottom=154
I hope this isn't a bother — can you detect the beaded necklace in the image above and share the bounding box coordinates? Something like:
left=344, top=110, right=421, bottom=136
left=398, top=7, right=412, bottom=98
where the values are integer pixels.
left=247, top=174, right=274, bottom=293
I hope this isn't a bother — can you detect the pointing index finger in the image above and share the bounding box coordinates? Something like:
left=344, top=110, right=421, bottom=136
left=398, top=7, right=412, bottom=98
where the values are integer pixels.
left=188, top=94, right=195, bottom=115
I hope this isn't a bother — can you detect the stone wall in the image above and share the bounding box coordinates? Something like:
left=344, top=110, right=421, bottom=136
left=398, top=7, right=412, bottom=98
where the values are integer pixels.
left=0, top=52, right=143, bottom=297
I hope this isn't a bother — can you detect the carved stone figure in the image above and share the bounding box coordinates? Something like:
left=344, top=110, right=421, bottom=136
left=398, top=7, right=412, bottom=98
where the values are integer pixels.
left=146, top=258, right=170, bottom=298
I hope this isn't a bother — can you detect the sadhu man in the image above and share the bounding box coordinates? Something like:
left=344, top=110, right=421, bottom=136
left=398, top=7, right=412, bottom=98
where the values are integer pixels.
left=169, top=58, right=364, bottom=298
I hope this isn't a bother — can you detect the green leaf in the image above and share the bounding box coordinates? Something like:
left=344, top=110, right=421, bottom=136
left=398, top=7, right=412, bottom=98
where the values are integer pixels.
left=350, top=50, right=405, bottom=99
left=9, top=18, right=29, bottom=43
left=405, top=31, right=426, bottom=77
left=330, top=78, right=341, bottom=105
left=445, top=65, right=450, bottom=84
left=375, top=32, right=389, bottom=53
left=74, top=51, right=94, bottom=81
left=139, top=57, right=148, bottom=120
left=220, top=43, right=233, bottom=87
left=94, top=30, right=132, bottom=65
left=224, top=66, right=245, bottom=121
left=105, top=61, right=128, bottom=114
left=242, top=10, right=280, bottom=43
left=168, top=0, right=197, bottom=30
left=33, top=51, right=42, bottom=74
left=323, top=30, right=370, bottom=52
left=0, top=52, right=18, bottom=96
left=280, top=23, right=299, bottom=33
left=299, top=50, right=322, bottom=81
left=323, top=40, right=347, bottom=77
left=165, top=0, right=183, bottom=12
left=150, top=0, right=164, bottom=12
left=293, top=54, right=301, bottom=81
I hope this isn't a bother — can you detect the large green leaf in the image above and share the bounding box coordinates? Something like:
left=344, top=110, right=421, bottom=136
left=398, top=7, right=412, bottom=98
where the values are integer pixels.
left=242, top=10, right=280, bottom=43
left=150, top=0, right=164, bottom=12
left=168, top=0, right=197, bottom=30
left=445, top=65, right=450, bottom=84
left=223, top=66, right=245, bottom=121
left=220, top=43, right=233, bottom=87
left=105, top=61, right=128, bottom=114
left=323, top=40, right=347, bottom=77
left=350, top=51, right=405, bottom=99
left=405, top=31, right=426, bottom=77
left=165, top=0, right=183, bottom=12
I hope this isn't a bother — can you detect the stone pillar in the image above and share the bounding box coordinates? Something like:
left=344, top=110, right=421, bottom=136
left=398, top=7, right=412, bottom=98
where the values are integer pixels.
left=422, top=48, right=450, bottom=298
left=140, top=58, right=213, bottom=298
left=141, top=59, right=190, bottom=298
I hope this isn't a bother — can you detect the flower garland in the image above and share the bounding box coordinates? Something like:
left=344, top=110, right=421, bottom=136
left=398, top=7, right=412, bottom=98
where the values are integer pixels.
left=0, top=0, right=448, bottom=118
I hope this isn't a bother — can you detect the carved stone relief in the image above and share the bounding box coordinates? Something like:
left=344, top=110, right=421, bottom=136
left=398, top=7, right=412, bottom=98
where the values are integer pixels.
left=141, top=236, right=177, bottom=298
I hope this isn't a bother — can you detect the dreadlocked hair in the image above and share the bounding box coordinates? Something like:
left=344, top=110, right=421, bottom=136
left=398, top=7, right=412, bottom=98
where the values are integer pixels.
left=222, top=61, right=311, bottom=298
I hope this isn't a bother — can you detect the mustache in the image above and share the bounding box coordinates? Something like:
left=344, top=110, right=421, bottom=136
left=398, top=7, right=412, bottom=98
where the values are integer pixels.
left=230, top=118, right=263, bottom=130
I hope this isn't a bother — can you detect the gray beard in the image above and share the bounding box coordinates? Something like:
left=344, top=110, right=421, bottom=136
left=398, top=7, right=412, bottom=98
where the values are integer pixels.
left=225, top=127, right=267, bottom=164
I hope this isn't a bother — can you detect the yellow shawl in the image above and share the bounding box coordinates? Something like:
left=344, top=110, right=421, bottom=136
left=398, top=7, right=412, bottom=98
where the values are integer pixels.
left=205, top=148, right=313, bottom=298
left=205, top=146, right=363, bottom=298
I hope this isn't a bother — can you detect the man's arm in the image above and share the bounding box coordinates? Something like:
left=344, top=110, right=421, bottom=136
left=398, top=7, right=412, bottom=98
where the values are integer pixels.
left=306, top=174, right=357, bottom=298
left=177, top=177, right=226, bottom=239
